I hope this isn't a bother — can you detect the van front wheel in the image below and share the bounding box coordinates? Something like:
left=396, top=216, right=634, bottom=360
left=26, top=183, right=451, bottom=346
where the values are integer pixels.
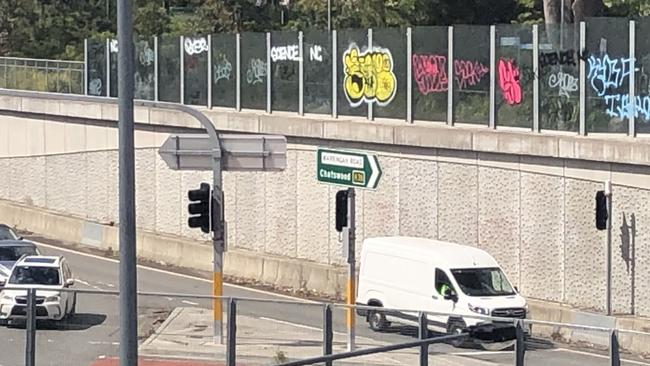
left=447, top=321, right=468, bottom=348
left=368, top=310, right=390, bottom=332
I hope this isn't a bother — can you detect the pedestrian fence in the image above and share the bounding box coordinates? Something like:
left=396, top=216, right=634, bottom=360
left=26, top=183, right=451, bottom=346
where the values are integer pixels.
left=0, top=57, right=84, bottom=94
left=1, top=286, right=647, bottom=366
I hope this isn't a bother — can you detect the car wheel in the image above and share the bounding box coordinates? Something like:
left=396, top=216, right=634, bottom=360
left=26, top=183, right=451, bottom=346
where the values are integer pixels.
left=447, top=320, right=468, bottom=348
left=368, top=309, right=390, bottom=332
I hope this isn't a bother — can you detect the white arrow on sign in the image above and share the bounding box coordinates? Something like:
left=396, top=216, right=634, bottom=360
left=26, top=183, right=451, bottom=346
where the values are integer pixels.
left=367, top=154, right=380, bottom=189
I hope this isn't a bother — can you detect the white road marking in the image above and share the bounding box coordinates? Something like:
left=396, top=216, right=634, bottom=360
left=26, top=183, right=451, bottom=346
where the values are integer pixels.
left=35, top=241, right=318, bottom=303
left=551, top=348, right=650, bottom=365
left=74, top=278, right=103, bottom=291
left=88, top=341, right=120, bottom=346
left=449, top=351, right=513, bottom=356
left=181, top=300, right=199, bottom=306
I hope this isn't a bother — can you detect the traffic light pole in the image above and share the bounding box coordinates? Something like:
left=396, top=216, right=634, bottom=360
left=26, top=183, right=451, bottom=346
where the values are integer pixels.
left=345, top=188, right=356, bottom=351
left=212, top=149, right=225, bottom=344
left=605, top=180, right=612, bottom=316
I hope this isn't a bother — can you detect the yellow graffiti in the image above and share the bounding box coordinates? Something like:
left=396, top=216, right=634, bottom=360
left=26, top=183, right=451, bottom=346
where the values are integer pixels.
left=343, top=45, right=397, bottom=107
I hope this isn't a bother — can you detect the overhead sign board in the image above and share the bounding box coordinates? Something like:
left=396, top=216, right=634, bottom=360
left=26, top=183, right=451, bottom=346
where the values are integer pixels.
left=316, top=148, right=381, bottom=189
left=159, top=134, right=287, bottom=171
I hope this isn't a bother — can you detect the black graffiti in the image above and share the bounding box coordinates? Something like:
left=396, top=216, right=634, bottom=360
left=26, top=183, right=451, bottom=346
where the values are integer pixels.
left=539, top=49, right=590, bottom=68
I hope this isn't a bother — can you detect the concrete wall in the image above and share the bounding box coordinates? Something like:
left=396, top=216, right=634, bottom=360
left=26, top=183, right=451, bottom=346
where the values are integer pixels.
left=1, top=115, right=650, bottom=318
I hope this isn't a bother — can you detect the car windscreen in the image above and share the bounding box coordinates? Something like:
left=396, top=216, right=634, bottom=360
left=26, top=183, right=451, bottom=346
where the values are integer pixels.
left=8, top=266, right=61, bottom=286
left=450, top=267, right=515, bottom=297
left=0, top=227, right=17, bottom=241
left=0, top=246, right=38, bottom=262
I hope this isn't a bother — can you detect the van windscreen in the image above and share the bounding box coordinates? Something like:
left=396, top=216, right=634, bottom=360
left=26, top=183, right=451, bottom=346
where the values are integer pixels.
left=450, top=267, right=515, bottom=297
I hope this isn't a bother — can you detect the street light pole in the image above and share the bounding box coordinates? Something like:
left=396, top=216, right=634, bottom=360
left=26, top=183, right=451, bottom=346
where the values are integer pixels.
left=327, top=0, right=331, bottom=31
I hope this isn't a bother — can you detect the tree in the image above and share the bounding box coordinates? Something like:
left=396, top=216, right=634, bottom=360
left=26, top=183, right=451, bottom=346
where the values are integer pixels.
left=542, top=0, right=605, bottom=24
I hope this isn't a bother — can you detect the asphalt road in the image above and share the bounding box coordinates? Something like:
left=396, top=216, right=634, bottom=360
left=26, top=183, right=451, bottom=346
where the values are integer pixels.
left=0, top=239, right=648, bottom=366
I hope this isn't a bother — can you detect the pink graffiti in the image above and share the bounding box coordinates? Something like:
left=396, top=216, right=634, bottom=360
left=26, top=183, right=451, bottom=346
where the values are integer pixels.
left=412, top=54, right=448, bottom=95
left=498, top=58, right=522, bottom=105
left=454, top=60, right=489, bottom=90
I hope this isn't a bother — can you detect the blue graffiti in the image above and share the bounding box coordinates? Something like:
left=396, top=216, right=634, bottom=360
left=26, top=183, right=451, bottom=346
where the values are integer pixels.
left=604, top=94, right=650, bottom=121
left=587, top=55, right=635, bottom=97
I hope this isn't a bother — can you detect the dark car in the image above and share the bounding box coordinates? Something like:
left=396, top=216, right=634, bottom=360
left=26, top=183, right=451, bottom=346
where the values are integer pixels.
left=0, top=224, right=22, bottom=242
left=0, top=240, right=41, bottom=287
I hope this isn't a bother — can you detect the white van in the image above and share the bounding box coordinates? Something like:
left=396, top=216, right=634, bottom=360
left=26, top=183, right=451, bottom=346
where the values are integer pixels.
left=356, top=236, right=528, bottom=346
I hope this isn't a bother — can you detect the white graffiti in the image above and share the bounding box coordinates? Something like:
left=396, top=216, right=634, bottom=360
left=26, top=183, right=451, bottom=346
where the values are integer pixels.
left=271, top=44, right=300, bottom=62
left=109, top=39, right=118, bottom=53
left=134, top=72, right=154, bottom=99
left=310, top=45, right=323, bottom=62
left=548, top=71, right=578, bottom=98
left=139, top=46, right=154, bottom=66
left=213, top=54, right=232, bottom=84
left=89, top=78, right=102, bottom=96
left=246, top=58, right=267, bottom=85
left=184, top=37, right=209, bottom=55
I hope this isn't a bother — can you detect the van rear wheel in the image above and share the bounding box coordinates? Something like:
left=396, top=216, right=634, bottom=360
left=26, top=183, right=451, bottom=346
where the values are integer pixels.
left=368, top=310, right=390, bottom=332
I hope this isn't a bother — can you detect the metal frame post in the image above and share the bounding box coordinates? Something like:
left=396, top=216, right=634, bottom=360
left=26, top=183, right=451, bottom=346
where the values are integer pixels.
left=345, top=188, right=356, bottom=351
left=605, top=180, right=613, bottom=316
left=180, top=36, right=185, bottom=105
left=332, top=30, right=338, bottom=118
left=533, top=24, right=540, bottom=132
left=118, top=0, right=138, bottom=362
left=236, top=33, right=241, bottom=111
left=299, top=31, right=304, bottom=116
left=609, top=329, right=621, bottom=366
left=515, top=320, right=525, bottom=366
left=323, top=304, right=333, bottom=366
left=579, top=21, right=586, bottom=136
left=213, top=148, right=225, bottom=344
left=84, top=39, right=88, bottom=95
left=367, top=28, right=373, bottom=121
left=226, top=298, right=237, bottom=366
left=266, top=32, right=272, bottom=114
left=629, top=21, right=636, bottom=137
left=418, top=312, right=428, bottom=366
left=447, top=26, right=454, bottom=126
left=208, top=34, right=213, bottom=109
left=327, top=0, right=331, bottom=32
left=489, top=25, right=496, bottom=129
left=406, top=27, right=413, bottom=123
left=25, top=288, right=36, bottom=366
left=154, top=36, right=159, bottom=102
left=106, top=38, right=111, bottom=97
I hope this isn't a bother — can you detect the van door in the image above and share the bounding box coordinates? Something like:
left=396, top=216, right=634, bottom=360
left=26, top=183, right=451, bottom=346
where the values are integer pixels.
left=430, top=268, right=457, bottom=330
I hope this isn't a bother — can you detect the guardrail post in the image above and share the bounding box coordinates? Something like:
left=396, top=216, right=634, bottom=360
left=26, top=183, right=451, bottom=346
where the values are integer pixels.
left=266, top=32, right=272, bottom=114
left=323, top=304, right=333, bottom=366
left=84, top=39, right=88, bottom=95
left=418, top=312, right=428, bottom=366
left=226, top=298, right=237, bottom=366
left=579, top=21, right=586, bottom=136
left=180, top=36, right=185, bottom=105
left=332, top=30, right=338, bottom=118
left=447, top=26, right=454, bottom=126
left=515, top=320, right=525, bottom=366
left=25, top=288, right=36, bottom=366
left=298, top=31, right=304, bottom=116
left=406, top=27, right=413, bottom=123
left=609, top=330, right=620, bottom=366
left=628, top=20, right=636, bottom=137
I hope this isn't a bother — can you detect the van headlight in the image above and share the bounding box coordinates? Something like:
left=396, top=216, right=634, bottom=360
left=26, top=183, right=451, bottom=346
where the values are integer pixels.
left=468, top=304, right=489, bottom=315
left=45, top=296, right=60, bottom=302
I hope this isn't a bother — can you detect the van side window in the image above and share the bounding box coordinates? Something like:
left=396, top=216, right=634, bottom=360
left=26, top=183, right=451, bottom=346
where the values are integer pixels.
left=435, top=269, right=453, bottom=296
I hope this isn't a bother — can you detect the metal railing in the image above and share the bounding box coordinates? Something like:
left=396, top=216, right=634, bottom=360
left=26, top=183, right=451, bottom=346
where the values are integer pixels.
left=0, top=56, right=84, bottom=94
left=1, top=286, right=644, bottom=366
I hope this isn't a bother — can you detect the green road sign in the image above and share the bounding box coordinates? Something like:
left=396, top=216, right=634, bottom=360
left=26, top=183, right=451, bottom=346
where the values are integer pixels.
left=317, top=148, right=382, bottom=189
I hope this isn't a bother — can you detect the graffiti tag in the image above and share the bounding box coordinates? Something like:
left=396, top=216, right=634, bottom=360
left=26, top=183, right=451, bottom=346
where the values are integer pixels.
left=454, top=59, right=489, bottom=90
left=139, top=45, right=154, bottom=66
left=89, top=78, right=103, bottom=96
left=184, top=37, right=209, bottom=55
left=342, top=44, right=397, bottom=107
left=412, top=54, right=448, bottom=95
left=539, top=49, right=589, bottom=69
left=310, top=45, right=323, bottom=62
left=134, top=72, right=153, bottom=99
left=604, top=94, right=650, bottom=120
left=213, top=54, right=232, bottom=84
left=587, top=55, right=635, bottom=97
left=498, top=59, right=522, bottom=105
left=548, top=71, right=578, bottom=98
left=271, top=45, right=300, bottom=62
left=246, top=58, right=267, bottom=85
left=110, top=39, right=118, bottom=53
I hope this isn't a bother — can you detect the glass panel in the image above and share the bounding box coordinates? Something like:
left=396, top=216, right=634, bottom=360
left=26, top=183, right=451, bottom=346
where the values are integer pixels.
left=585, top=17, right=630, bottom=133
left=538, top=23, right=581, bottom=132
left=211, top=33, right=236, bottom=108
left=158, top=35, right=181, bottom=103
left=412, top=26, right=449, bottom=122
left=183, top=35, right=209, bottom=106
left=635, top=18, right=650, bottom=133
left=496, top=24, right=533, bottom=128
left=271, top=31, right=299, bottom=112
left=134, top=37, right=155, bottom=100
left=373, top=27, right=407, bottom=120
left=453, top=25, right=490, bottom=125
left=109, top=39, right=118, bottom=97
left=240, top=32, right=268, bottom=110
left=304, top=30, right=332, bottom=115
left=337, top=28, right=368, bottom=117
left=87, top=39, right=106, bottom=96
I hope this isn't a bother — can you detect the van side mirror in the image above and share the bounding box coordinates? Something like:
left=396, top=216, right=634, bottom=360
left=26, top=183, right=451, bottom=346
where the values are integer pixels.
left=443, top=288, right=458, bottom=302
left=17, top=236, right=23, bottom=240
left=65, top=279, right=75, bottom=287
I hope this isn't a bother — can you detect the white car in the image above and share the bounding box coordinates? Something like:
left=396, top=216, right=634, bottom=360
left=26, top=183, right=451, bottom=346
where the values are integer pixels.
left=0, top=256, right=76, bottom=322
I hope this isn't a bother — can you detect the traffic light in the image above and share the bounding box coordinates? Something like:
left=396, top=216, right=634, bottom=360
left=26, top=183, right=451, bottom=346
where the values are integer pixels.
left=188, top=182, right=211, bottom=233
left=595, top=190, right=608, bottom=230
left=335, top=190, right=348, bottom=232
